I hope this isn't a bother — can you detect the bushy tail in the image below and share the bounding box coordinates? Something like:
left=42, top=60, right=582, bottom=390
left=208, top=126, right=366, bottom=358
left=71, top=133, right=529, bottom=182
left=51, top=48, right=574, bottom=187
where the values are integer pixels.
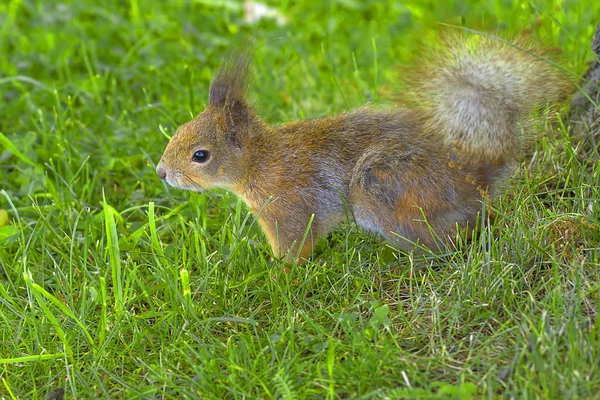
left=408, top=32, right=572, bottom=165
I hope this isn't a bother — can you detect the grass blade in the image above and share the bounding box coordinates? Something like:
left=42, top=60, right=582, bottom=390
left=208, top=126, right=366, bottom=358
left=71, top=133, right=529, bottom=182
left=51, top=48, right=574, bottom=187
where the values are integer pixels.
left=0, top=132, right=36, bottom=167
left=0, top=354, right=65, bottom=364
left=22, top=272, right=74, bottom=363
left=103, top=192, right=123, bottom=317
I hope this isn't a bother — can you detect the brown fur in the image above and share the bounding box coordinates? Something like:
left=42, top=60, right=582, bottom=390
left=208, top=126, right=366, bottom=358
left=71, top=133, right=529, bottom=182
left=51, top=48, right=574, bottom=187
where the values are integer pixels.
left=156, top=33, right=571, bottom=263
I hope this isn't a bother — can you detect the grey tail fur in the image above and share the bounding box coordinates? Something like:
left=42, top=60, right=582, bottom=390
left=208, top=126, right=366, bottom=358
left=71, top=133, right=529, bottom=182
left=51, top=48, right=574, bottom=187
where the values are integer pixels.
left=408, top=32, right=571, bottom=165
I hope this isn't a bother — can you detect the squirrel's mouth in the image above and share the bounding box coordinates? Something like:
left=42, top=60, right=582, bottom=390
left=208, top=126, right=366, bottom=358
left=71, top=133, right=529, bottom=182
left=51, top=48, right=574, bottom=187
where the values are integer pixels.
left=164, top=171, right=205, bottom=193
left=172, top=179, right=205, bottom=193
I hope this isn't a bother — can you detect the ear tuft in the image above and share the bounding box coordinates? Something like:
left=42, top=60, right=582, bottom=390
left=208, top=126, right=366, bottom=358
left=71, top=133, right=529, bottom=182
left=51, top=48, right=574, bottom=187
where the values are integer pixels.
left=209, top=46, right=253, bottom=106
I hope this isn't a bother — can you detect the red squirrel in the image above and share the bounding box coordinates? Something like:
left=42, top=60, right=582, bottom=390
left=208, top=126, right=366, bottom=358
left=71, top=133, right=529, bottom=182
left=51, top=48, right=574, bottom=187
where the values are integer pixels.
left=157, top=33, right=570, bottom=263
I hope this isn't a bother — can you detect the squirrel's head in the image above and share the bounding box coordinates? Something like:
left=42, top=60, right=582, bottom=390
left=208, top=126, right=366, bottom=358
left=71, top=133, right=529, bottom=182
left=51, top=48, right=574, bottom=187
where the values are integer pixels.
left=156, top=49, right=261, bottom=192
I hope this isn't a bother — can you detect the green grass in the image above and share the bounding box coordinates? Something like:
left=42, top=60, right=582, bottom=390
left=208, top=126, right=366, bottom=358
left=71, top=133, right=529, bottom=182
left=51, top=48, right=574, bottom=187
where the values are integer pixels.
left=1, top=0, right=600, bottom=398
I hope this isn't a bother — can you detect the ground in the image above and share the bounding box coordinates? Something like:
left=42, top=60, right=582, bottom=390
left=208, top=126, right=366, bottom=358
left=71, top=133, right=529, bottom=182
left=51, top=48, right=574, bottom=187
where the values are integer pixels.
left=1, top=0, right=600, bottom=398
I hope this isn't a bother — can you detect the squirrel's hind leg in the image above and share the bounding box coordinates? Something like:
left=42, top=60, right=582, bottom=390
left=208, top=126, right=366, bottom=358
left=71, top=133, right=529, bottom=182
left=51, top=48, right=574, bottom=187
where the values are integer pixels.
left=349, top=147, right=483, bottom=251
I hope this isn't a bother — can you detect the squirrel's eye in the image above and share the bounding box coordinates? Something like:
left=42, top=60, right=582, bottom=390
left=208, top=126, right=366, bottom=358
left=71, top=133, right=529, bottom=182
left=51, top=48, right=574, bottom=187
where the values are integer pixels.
left=191, top=150, right=210, bottom=163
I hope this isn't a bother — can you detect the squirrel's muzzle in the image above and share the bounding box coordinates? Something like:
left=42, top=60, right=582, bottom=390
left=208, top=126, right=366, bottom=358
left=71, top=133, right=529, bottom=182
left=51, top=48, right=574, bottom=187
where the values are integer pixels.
left=156, top=164, right=167, bottom=180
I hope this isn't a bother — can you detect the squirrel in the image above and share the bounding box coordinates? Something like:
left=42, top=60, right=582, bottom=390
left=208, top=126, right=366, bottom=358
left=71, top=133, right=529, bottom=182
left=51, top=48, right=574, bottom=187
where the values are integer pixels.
left=156, top=32, right=570, bottom=263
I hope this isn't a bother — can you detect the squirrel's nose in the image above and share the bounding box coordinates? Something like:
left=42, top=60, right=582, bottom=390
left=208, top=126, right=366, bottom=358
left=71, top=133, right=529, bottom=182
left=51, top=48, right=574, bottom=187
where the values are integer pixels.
left=156, top=164, right=167, bottom=180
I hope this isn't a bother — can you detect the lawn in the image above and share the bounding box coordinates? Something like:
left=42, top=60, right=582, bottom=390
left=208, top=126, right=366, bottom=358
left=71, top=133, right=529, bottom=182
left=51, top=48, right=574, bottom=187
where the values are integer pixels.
left=1, top=0, right=600, bottom=398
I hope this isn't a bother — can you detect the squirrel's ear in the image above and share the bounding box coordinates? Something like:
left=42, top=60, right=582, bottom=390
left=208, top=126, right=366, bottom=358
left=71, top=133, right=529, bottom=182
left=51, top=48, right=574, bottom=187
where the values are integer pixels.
left=223, top=99, right=249, bottom=148
left=209, top=46, right=253, bottom=148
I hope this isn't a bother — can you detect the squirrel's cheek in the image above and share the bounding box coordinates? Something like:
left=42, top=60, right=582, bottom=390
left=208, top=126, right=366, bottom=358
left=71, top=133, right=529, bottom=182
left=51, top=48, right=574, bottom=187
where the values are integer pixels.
left=216, top=169, right=233, bottom=184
